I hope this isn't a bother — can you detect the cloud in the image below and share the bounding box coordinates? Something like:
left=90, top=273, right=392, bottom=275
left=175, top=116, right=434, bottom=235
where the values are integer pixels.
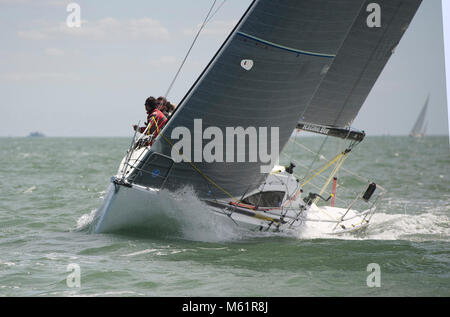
left=18, top=17, right=170, bottom=41
left=148, top=56, right=178, bottom=68
left=182, top=20, right=237, bottom=37
left=1, top=72, right=80, bottom=81
left=127, top=18, right=170, bottom=40
left=17, top=30, right=49, bottom=40
left=45, top=48, right=65, bottom=56
left=0, top=0, right=67, bottom=6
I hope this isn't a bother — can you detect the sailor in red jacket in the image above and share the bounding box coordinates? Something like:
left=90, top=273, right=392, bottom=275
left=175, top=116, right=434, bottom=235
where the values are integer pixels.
left=133, top=96, right=168, bottom=143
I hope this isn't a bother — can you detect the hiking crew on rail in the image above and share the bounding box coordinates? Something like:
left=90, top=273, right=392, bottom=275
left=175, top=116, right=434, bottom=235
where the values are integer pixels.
left=133, top=96, right=172, bottom=144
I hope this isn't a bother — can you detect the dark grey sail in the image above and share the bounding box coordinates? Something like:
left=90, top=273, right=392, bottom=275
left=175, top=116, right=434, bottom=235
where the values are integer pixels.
left=130, top=0, right=422, bottom=200
left=409, top=95, right=429, bottom=137
left=299, top=0, right=422, bottom=132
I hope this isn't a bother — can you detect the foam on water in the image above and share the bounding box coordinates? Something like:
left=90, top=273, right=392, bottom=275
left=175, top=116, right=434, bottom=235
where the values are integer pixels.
left=363, top=212, right=450, bottom=241
left=23, top=186, right=36, bottom=194
left=75, top=209, right=99, bottom=231
left=158, top=187, right=246, bottom=242
left=288, top=211, right=450, bottom=241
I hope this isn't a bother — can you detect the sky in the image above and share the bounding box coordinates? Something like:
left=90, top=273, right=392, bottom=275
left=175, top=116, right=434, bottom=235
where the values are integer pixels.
left=0, top=0, right=448, bottom=137
left=444, top=0, right=450, bottom=137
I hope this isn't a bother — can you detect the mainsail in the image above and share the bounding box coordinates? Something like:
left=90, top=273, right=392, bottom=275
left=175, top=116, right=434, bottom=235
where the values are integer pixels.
left=129, top=0, right=422, bottom=200
left=409, top=95, right=429, bottom=137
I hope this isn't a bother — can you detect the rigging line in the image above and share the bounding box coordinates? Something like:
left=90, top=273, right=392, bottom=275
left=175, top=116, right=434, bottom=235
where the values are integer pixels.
left=300, top=151, right=345, bottom=188
left=297, top=2, right=367, bottom=184
left=281, top=156, right=357, bottom=205
left=129, top=0, right=226, bottom=150
left=295, top=150, right=341, bottom=185
left=254, top=178, right=269, bottom=209
left=163, top=0, right=219, bottom=101
left=205, top=0, right=227, bottom=25
left=291, top=136, right=324, bottom=157
left=330, top=1, right=404, bottom=131
left=299, top=134, right=329, bottom=183
left=313, top=152, right=348, bottom=205
left=121, top=120, right=140, bottom=178
left=162, top=0, right=257, bottom=124
left=288, top=129, right=299, bottom=166
left=281, top=149, right=364, bottom=200
left=277, top=156, right=348, bottom=205
left=289, top=137, right=371, bottom=185
left=280, top=153, right=330, bottom=184
left=132, top=1, right=220, bottom=149
left=303, top=180, right=347, bottom=205
left=239, top=182, right=254, bottom=202
left=158, top=131, right=236, bottom=201
left=130, top=117, right=160, bottom=167
left=297, top=1, right=367, bottom=122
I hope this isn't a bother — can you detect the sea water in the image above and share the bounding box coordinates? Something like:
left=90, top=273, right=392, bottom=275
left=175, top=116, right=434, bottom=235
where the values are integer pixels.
left=0, top=136, right=448, bottom=296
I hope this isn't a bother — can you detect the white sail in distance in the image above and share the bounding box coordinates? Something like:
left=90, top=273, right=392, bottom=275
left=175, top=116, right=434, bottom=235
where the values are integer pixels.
left=409, top=94, right=429, bottom=137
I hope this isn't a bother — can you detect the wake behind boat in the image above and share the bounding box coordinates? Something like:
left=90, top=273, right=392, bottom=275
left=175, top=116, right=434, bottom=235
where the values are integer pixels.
left=92, top=0, right=422, bottom=237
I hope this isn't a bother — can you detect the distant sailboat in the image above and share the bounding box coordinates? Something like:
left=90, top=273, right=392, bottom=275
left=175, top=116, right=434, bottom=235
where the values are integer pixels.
left=93, top=0, right=422, bottom=236
left=409, top=95, right=429, bottom=138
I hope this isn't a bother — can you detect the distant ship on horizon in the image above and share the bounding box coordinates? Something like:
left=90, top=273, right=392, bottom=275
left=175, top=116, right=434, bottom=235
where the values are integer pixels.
left=28, top=131, right=45, bottom=137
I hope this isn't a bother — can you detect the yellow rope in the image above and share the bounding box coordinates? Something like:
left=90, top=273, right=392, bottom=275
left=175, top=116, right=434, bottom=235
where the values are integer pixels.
left=313, top=154, right=349, bottom=221
left=300, top=152, right=345, bottom=188
left=151, top=116, right=160, bottom=135
left=314, top=152, right=348, bottom=204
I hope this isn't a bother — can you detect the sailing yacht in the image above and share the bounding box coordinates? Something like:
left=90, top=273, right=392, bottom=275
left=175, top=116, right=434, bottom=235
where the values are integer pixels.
left=93, top=0, right=422, bottom=235
left=409, top=95, right=429, bottom=138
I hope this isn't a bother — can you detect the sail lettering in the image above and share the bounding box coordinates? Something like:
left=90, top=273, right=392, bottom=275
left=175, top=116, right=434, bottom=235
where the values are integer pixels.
left=302, top=124, right=330, bottom=135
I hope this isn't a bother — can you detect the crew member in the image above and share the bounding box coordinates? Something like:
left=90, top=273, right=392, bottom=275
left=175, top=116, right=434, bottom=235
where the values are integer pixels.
left=133, top=96, right=168, bottom=143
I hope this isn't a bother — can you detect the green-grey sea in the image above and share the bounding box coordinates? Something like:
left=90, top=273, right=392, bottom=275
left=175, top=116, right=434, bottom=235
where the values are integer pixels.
left=0, top=136, right=449, bottom=296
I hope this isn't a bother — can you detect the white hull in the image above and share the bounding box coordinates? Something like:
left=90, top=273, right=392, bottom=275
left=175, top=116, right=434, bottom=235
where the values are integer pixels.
left=94, top=182, right=286, bottom=234
left=93, top=180, right=373, bottom=237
